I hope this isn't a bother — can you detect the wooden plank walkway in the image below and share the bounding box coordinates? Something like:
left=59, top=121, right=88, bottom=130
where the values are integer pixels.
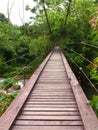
left=0, top=46, right=98, bottom=130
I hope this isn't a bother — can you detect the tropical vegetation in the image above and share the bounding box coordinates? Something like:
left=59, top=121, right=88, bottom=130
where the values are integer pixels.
left=0, top=0, right=98, bottom=117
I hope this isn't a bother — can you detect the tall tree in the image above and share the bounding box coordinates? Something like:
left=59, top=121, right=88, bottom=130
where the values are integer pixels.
left=41, top=0, right=52, bottom=34
left=7, top=0, right=15, bottom=23
left=63, top=0, right=72, bottom=32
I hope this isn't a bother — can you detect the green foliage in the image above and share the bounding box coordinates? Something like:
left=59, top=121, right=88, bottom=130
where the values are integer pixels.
left=0, top=13, right=8, bottom=23
left=0, top=0, right=98, bottom=117
left=90, top=95, right=98, bottom=117
left=0, top=19, right=54, bottom=77
left=88, top=57, right=98, bottom=84
left=95, top=0, right=98, bottom=3
left=0, top=7, right=55, bottom=116
left=90, top=68, right=98, bottom=83
left=0, top=91, right=18, bottom=116
left=0, top=78, right=18, bottom=90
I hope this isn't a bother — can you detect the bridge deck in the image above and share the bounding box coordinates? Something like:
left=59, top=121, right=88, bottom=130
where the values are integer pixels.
left=0, top=47, right=98, bottom=130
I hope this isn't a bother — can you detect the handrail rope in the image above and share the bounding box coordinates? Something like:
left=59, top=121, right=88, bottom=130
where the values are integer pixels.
left=0, top=41, right=25, bottom=47
left=65, top=46, right=97, bottom=66
left=69, top=56, right=98, bottom=93
left=2, top=56, right=43, bottom=90
left=68, top=42, right=98, bottom=49
left=0, top=54, right=27, bottom=65
left=2, top=68, right=25, bottom=90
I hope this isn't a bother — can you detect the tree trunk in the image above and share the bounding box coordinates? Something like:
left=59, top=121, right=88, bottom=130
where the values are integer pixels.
left=41, top=0, right=52, bottom=34
left=63, top=0, right=72, bottom=33
left=7, top=0, right=15, bottom=24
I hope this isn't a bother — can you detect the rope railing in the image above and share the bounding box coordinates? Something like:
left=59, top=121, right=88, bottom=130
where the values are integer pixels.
left=1, top=56, right=43, bottom=90
left=65, top=46, right=97, bottom=66
left=1, top=67, right=25, bottom=90
left=0, top=54, right=27, bottom=66
left=69, top=57, right=98, bottom=93
left=67, top=42, right=98, bottom=49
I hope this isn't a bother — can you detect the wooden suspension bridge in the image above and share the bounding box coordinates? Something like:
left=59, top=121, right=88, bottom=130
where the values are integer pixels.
left=0, top=46, right=98, bottom=130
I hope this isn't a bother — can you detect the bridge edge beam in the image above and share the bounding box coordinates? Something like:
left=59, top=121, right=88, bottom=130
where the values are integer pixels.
left=61, top=52, right=98, bottom=130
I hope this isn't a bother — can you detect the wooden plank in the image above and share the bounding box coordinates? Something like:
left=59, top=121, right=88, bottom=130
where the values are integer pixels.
left=35, top=85, right=70, bottom=87
left=34, top=83, right=71, bottom=87
left=11, top=125, right=84, bottom=130
left=33, top=88, right=72, bottom=90
left=22, top=107, right=78, bottom=111
left=11, top=126, right=84, bottom=130
left=28, top=97, right=74, bottom=99
left=43, top=69, right=65, bottom=71
left=35, top=82, right=70, bottom=86
left=32, top=90, right=72, bottom=92
left=44, top=68, right=64, bottom=70
left=45, top=65, right=63, bottom=66
left=33, top=89, right=72, bottom=91
left=30, top=92, right=73, bottom=95
left=21, top=111, right=80, bottom=116
left=43, top=64, right=63, bottom=66
left=45, top=64, right=63, bottom=66
left=39, top=76, right=67, bottom=79
left=37, top=79, right=68, bottom=83
left=27, top=99, right=75, bottom=102
left=29, top=93, right=74, bottom=96
left=34, top=87, right=70, bottom=89
left=41, top=73, right=66, bottom=76
left=0, top=50, right=53, bottom=130
left=29, top=94, right=73, bottom=96
left=40, top=74, right=66, bottom=76
left=23, top=104, right=77, bottom=108
left=30, top=92, right=73, bottom=94
left=31, top=93, right=72, bottom=95
left=32, top=89, right=72, bottom=93
left=13, top=120, right=83, bottom=126
left=26, top=101, right=76, bottom=104
left=17, top=115, right=81, bottom=120
left=41, top=73, right=66, bottom=75
left=43, top=71, right=65, bottom=73
left=25, top=101, right=76, bottom=105
left=28, top=97, right=75, bottom=100
left=27, top=99, right=75, bottom=103
left=34, top=85, right=70, bottom=88
left=39, top=77, right=67, bottom=79
left=31, top=94, right=73, bottom=96
left=45, top=65, right=64, bottom=67
left=61, top=52, right=98, bottom=130
left=32, top=91, right=72, bottom=93
left=31, top=93, right=74, bottom=98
